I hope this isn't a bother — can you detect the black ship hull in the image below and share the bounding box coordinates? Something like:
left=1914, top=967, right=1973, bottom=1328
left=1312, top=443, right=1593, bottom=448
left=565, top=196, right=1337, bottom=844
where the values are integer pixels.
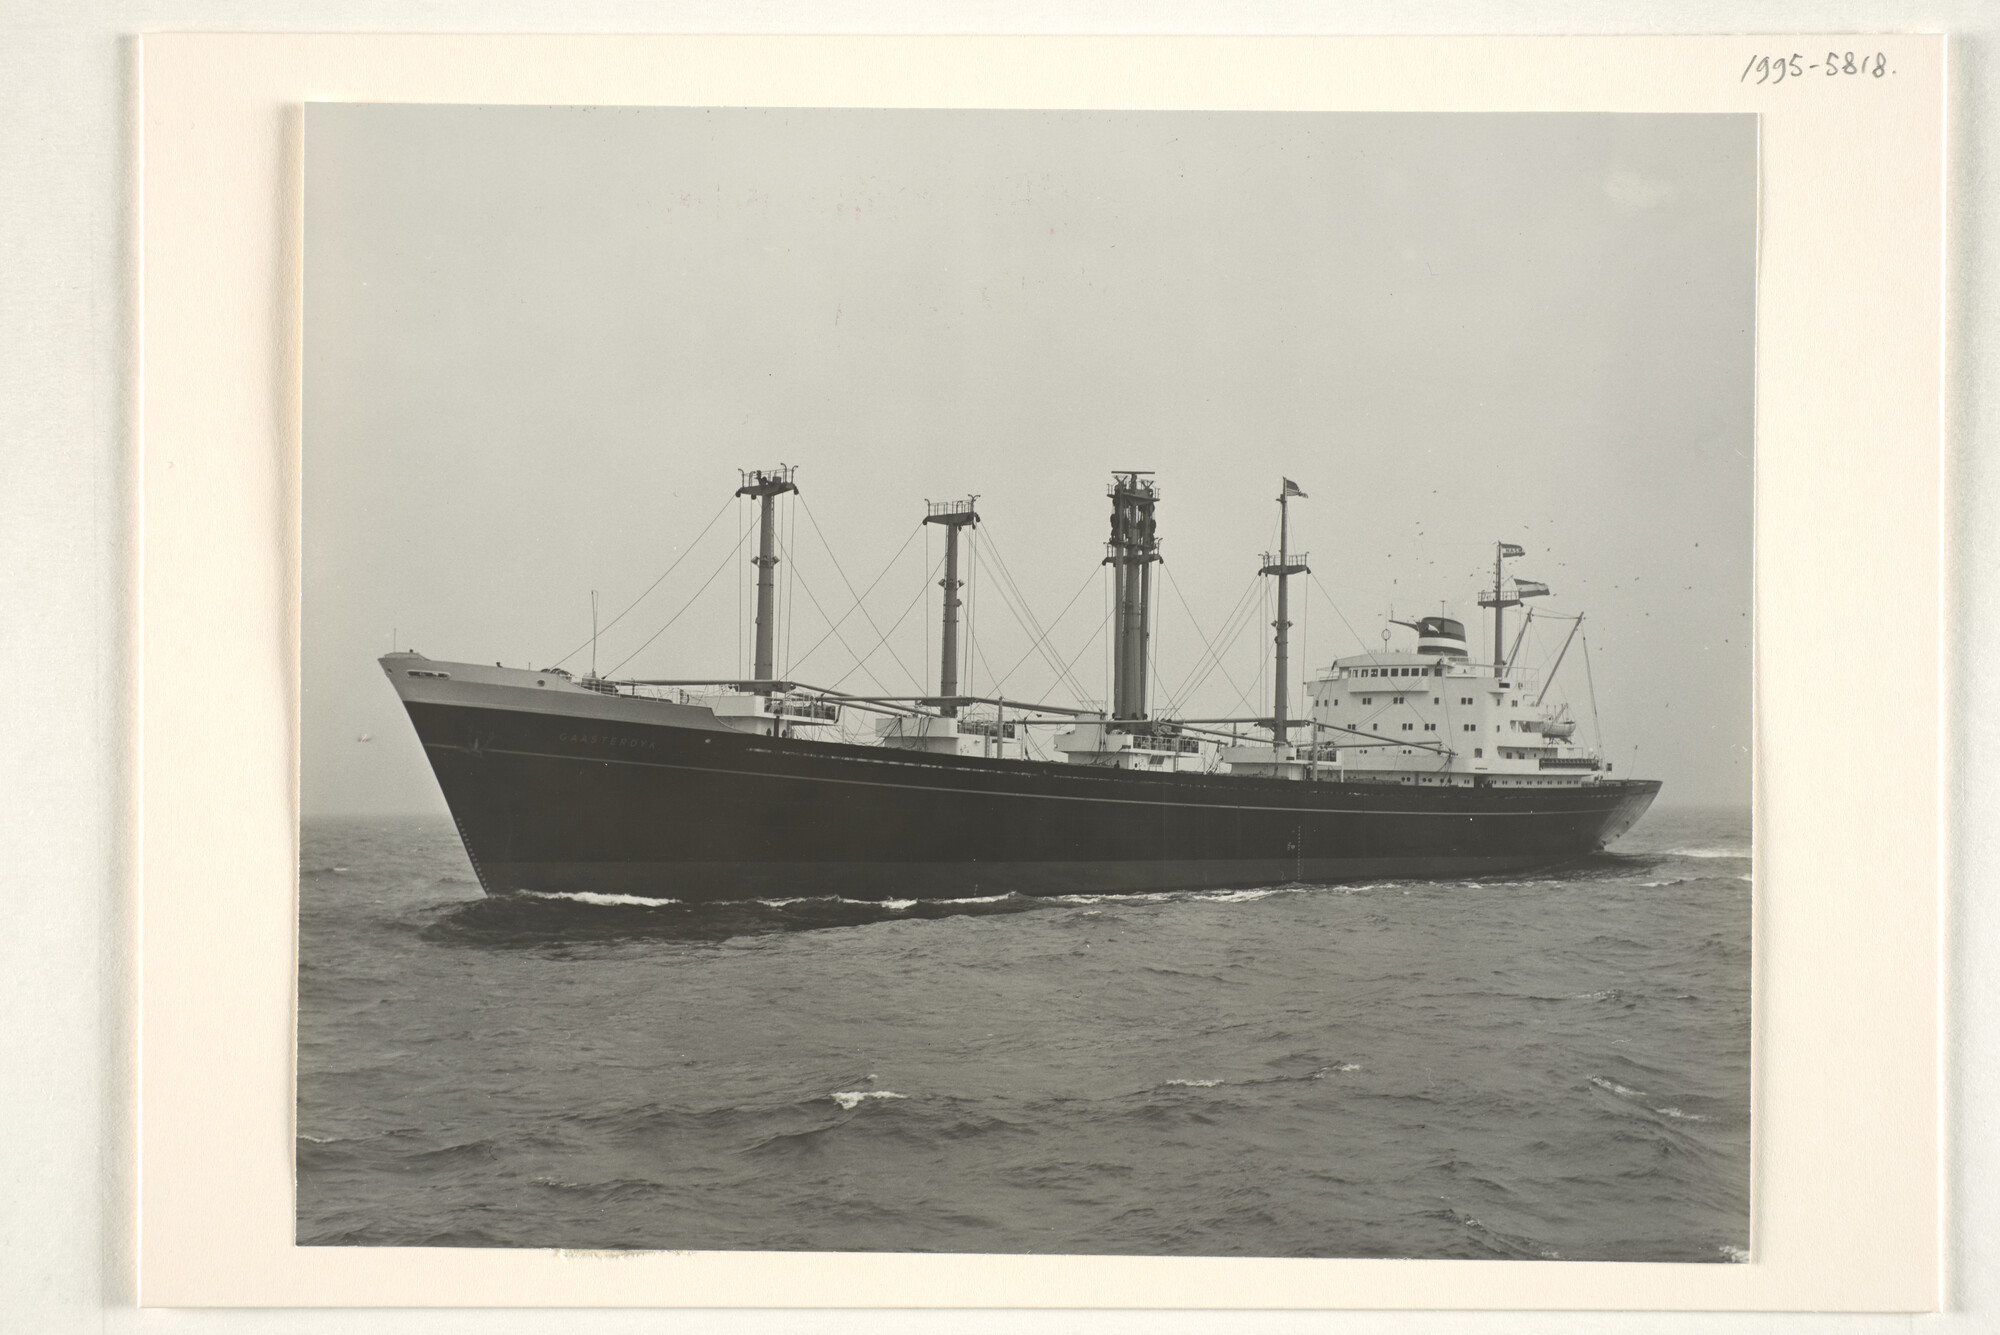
left=401, top=694, right=1661, bottom=903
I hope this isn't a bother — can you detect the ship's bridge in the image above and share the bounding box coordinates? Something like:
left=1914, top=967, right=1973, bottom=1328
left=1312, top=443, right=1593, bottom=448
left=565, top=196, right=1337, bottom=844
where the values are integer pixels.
left=1300, top=649, right=1599, bottom=789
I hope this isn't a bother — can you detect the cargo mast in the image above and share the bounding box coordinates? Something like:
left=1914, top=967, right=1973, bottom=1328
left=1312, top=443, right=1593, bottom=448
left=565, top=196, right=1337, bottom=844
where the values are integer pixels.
left=1105, top=473, right=1161, bottom=723
left=923, top=498, right=980, bottom=717
left=1260, top=480, right=1310, bottom=744
left=735, top=466, right=798, bottom=689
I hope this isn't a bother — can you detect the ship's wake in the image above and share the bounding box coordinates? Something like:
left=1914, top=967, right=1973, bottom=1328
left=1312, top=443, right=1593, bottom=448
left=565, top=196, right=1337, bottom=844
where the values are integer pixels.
left=417, top=889, right=1044, bottom=946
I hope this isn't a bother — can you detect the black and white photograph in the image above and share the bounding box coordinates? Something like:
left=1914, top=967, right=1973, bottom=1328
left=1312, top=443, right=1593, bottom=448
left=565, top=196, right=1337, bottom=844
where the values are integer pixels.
left=299, top=105, right=1754, bottom=1261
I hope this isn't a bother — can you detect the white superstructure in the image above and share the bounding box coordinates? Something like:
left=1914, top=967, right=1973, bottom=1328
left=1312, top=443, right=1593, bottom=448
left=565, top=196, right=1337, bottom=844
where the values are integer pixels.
left=1295, top=614, right=1606, bottom=787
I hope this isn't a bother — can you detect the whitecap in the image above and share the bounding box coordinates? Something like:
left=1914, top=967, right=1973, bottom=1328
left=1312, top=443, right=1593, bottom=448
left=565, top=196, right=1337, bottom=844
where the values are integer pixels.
left=1653, top=1105, right=1710, bottom=1122
left=1312, top=1063, right=1361, bottom=1077
left=1202, top=888, right=1282, bottom=903
left=880, top=899, right=917, bottom=911
left=1720, top=1244, right=1750, bottom=1263
left=523, top=890, right=679, bottom=907
left=1054, top=890, right=1183, bottom=906
left=831, top=1090, right=908, bottom=1110
left=1164, top=1078, right=1224, bottom=1088
left=1669, top=847, right=1750, bottom=860
left=1590, top=1075, right=1645, bottom=1098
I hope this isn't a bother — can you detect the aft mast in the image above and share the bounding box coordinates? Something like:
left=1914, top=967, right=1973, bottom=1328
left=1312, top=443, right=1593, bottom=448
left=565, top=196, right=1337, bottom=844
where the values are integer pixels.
left=1260, top=479, right=1311, bottom=745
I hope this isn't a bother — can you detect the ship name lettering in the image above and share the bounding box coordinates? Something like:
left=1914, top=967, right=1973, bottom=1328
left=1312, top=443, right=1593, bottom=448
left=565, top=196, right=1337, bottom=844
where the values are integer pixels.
left=559, top=731, right=655, bottom=749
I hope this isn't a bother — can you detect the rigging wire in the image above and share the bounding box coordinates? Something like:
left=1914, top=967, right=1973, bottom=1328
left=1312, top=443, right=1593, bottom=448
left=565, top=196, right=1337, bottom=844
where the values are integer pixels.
left=1257, top=576, right=1272, bottom=720
left=736, top=496, right=745, bottom=680
left=786, top=522, right=924, bottom=682
left=923, top=523, right=931, bottom=696
left=604, top=522, right=754, bottom=677
left=977, top=521, right=1094, bottom=702
left=830, top=551, right=947, bottom=694
left=986, top=561, right=1099, bottom=700
left=1159, top=563, right=1256, bottom=720
left=772, top=533, right=892, bottom=697
left=1581, top=631, right=1605, bottom=757
left=1307, top=570, right=1373, bottom=657
left=1300, top=565, right=1310, bottom=725
left=795, top=499, right=926, bottom=691
left=1101, top=563, right=1110, bottom=712
left=965, top=526, right=978, bottom=699
left=1171, top=572, right=1265, bottom=719
left=782, top=480, right=799, bottom=677
left=552, top=493, right=735, bottom=669
left=1058, top=612, right=1109, bottom=711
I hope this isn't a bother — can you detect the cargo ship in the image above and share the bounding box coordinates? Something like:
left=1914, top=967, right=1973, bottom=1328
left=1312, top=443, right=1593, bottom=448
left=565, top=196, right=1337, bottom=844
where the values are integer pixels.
left=381, top=469, right=1659, bottom=901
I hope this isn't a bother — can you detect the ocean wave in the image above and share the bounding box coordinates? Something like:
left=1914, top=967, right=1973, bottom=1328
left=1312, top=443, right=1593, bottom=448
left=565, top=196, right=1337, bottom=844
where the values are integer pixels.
left=1312, top=1063, right=1361, bottom=1077
left=1592, top=1076, right=1713, bottom=1123
left=762, top=893, right=1011, bottom=909
left=1164, top=1078, right=1223, bottom=1088
left=1720, top=1244, right=1751, bottom=1263
left=1668, top=847, right=1751, bottom=860
left=832, top=1090, right=909, bottom=1111
left=522, top=890, right=681, bottom=907
left=1053, top=890, right=1187, bottom=906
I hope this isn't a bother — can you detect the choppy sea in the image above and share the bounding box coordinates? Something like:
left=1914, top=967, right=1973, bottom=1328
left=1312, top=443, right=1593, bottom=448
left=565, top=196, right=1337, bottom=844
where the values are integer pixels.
left=296, top=806, right=1750, bottom=1259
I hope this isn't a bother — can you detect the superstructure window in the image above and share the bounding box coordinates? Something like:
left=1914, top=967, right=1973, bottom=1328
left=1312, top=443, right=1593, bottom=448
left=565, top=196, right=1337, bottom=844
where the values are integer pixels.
left=1460, top=697, right=1474, bottom=705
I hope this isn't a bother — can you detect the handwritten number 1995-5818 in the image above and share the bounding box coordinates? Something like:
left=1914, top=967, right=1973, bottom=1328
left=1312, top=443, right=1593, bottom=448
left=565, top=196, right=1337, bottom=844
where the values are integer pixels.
left=1742, top=52, right=1889, bottom=84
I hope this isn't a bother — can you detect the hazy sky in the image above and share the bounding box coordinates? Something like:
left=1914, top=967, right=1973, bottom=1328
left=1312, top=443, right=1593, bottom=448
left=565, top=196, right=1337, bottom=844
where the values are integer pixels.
left=304, top=106, right=1753, bottom=816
